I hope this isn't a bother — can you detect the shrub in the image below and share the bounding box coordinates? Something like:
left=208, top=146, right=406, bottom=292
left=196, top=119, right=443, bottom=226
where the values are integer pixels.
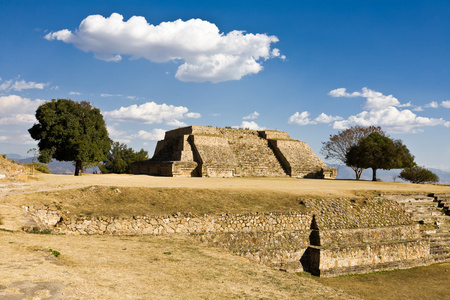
left=399, top=166, right=439, bottom=184
left=26, top=162, right=51, bottom=174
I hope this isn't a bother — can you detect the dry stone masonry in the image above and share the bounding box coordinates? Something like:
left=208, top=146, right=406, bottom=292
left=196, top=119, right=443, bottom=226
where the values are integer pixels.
left=0, top=155, right=28, bottom=181
left=131, top=126, right=336, bottom=178
left=25, top=194, right=450, bottom=277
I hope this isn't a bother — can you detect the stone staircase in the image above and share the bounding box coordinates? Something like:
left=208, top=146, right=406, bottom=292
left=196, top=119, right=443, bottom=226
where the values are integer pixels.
left=433, top=193, right=450, bottom=216
left=226, top=132, right=287, bottom=177
left=392, top=194, right=450, bottom=263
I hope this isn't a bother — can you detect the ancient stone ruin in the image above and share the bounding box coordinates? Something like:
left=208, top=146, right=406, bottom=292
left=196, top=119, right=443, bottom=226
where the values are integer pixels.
left=131, top=126, right=336, bottom=178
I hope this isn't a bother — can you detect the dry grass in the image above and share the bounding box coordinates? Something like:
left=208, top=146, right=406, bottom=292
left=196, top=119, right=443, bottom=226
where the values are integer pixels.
left=0, top=231, right=355, bottom=299
left=9, top=186, right=307, bottom=217
left=308, top=262, right=450, bottom=300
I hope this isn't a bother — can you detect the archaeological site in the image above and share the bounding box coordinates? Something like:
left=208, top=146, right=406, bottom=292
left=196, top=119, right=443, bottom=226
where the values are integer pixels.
left=131, top=126, right=337, bottom=178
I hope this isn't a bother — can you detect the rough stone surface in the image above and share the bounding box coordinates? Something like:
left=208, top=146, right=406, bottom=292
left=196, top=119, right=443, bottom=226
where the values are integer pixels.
left=0, top=156, right=28, bottom=181
left=26, top=195, right=444, bottom=276
left=131, top=126, right=336, bottom=178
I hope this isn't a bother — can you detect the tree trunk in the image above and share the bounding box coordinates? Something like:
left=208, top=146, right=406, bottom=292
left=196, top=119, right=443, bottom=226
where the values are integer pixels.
left=354, top=168, right=365, bottom=180
left=74, top=160, right=83, bottom=176
left=372, top=168, right=377, bottom=181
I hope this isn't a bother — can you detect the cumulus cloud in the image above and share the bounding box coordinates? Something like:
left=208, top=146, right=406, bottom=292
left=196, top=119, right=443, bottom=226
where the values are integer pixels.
left=288, top=111, right=312, bottom=125
left=328, top=87, right=448, bottom=133
left=328, top=88, right=361, bottom=98
left=425, top=101, right=439, bottom=108
left=0, top=134, right=36, bottom=145
left=103, top=101, right=201, bottom=127
left=233, top=121, right=265, bottom=130
left=330, top=87, right=400, bottom=110
left=0, top=78, right=47, bottom=92
left=441, top=100, right=450, bottom=108
left=0, top=95, right=45, bottom=125
left=288, top=111, right=342, bottom=125
left=45, top=13, right=283, bottom=83
left=134, top=129, right=166, bottom=140
left=243, top=111, right=260, bottom=120
left=106, top=125, right=131, bottom=143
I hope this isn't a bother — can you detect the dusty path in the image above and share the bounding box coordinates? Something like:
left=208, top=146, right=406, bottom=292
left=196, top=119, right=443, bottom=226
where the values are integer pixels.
left=17, top=173, right=450, bottom=197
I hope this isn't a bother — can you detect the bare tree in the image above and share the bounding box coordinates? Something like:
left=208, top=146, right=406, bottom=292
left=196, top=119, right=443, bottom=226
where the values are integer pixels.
left=321, top=126, right=385, bottom=180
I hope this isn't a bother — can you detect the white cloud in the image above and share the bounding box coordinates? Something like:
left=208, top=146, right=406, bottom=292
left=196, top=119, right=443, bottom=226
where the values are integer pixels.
left=134, top=129, right=166, bottom=140
left=0, top=95, right=45, bottom=124
left=69, top=91, right=81, bottom=95
left=441, top=100, right=450, bottom=108
left=288, top=111, right=312, bottom=125
left=0, top=114, right=36, bottom=125
left=328, top=88, right=448, bottom=133
left=413, top=107, right=424, bottom=112
left=0, top=78, right=47, bottom=91
left=314, top=113, right=343, bottom=123
left=328, top=88, right=361, bottom=98
left=233, top=121, right=265, bottom=130
left=45, top=13, right=283, bottom=83
left=288, top=111, right=342, bottom=125
left=101, top=93, right=123, bottom=97
left=106, top=125, right=131, bottom=143
left=0, top=134, right=36, bottom=145
left=243, top=111, right=260, bottom=120
left=425, top=101, right=439, bottom=108
left=103, top=101, right=201, bottom=126
left=329, top=87, right=400, bottom=110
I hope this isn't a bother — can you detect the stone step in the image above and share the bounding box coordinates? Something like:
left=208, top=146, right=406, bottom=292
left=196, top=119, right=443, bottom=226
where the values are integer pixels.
left=430, top=246, right=450, bottom=255
left=433, top=254, right=450, bottom=263
left=405, top=208, right=441, bottom=215
left=403, top=205, right=439, bottom=212
left=430, top=238, right=450, bottom=246
left=411, top=213, right=448, bottom=220
left=395, top=197, right=435, bottom=203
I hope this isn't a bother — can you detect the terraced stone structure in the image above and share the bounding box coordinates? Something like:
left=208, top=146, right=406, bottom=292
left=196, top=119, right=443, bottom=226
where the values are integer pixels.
left=131, top=126, right=336, bottom=178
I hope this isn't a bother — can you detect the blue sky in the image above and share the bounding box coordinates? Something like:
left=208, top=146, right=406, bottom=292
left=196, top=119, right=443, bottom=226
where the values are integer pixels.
left=1, top=0, right=449, bottom=172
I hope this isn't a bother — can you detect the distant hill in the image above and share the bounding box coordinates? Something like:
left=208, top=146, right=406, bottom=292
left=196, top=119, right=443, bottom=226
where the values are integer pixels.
left=329, top=164, right=450, bottom=184
left=7, top=155, right=99, bottom=175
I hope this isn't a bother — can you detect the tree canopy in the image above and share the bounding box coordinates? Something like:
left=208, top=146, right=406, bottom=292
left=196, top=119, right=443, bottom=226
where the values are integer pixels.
left=99, top=142, right=149, bottom=174
left=28, top=99, right=111, bottom=176
left=345, top=132, right=415, bottom=181
left=399, top=166, right=439, bottom=184
left=321, top=126, right=385, bottom=180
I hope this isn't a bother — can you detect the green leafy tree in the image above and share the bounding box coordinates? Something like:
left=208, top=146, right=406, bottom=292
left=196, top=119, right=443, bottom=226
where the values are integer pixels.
left=399, top=166, right=439, bottom=184
left=99, top=142, right=149, bottom=174
left=346, top=132, right=415, bottom=181
left=321, top=126, right=385, bottom=180
left=28, top=99, right=111, bottom=176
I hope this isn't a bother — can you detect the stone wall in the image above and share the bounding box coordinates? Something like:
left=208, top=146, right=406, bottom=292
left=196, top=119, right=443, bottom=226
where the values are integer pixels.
left=304, top=240, right=432, bottom=277
left=0, top=156, right=29, bottom=181
left=26, top=195, right=438, bottom=276
left=131, top=126, right=336, bottom=178
left=303, top=198, right=413, bottom=229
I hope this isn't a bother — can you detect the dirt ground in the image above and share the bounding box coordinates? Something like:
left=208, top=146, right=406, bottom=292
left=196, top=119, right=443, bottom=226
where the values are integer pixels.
left=8, top=173, right=450, bottom=198
left=1, top=174, right=449, bottom=299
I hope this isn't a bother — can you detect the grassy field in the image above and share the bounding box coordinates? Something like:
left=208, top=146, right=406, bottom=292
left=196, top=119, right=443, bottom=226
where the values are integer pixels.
left=7, top=186, right=307, bottom=217
left=308, top=262, right=450, bottom=299
left=1, top=174, right=450, bottom=299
